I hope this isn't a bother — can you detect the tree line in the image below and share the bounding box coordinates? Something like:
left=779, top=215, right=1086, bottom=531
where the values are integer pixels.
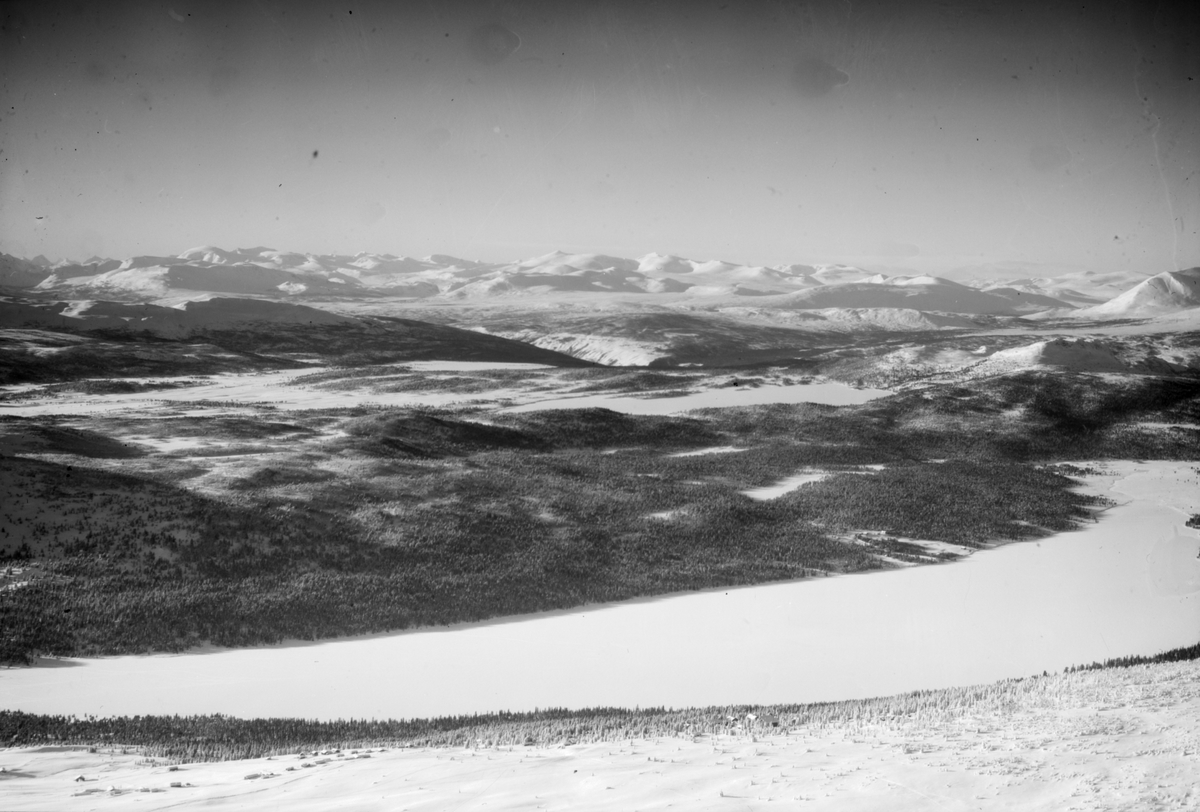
left=6, top=636, right=1197, bottom=761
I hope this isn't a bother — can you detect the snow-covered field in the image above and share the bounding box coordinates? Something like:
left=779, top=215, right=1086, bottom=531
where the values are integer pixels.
left=3, top=659, right=1199, bottom=811
left=1, top=367, right=889, bottom=417
left=403, top=361, right=556, bottom=372
left=501, top=380, right=890, bottom=414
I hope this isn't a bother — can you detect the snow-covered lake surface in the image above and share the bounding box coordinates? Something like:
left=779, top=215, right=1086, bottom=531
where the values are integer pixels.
left=402, top=361, right=554, bottom=372
left=3, top=461, right=1198, bottom=720
left=502, top=381, right=890, bottom=414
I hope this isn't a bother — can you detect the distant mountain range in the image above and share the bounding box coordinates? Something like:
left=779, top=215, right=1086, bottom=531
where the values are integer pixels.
left=1, top=246, right=1196, bottom=322
left=0, top=296, right=355, bottom=337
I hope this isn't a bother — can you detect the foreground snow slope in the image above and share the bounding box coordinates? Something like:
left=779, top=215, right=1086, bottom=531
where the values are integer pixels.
left=3, top=660, right=1198, bottom=811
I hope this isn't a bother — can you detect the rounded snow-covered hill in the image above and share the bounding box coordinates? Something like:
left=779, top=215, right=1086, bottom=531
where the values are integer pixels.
left=970, top=338, right=1127, bottom=375
left=1073, top=267, right=1200, bottom=319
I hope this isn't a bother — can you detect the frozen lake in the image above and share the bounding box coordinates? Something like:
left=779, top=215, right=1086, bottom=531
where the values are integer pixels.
left=3, top=461, right=1198, bottom=720
left=503, top=380, right=890, bottom=414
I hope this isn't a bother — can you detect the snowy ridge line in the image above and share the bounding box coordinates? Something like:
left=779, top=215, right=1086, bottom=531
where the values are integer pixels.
left=9, top=247, right=1192, bottom=318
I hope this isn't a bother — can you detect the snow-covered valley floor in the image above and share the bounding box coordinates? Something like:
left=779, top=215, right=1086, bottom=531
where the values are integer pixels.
left=3, top=659, right=1199, bottom=811
left=0, top=364, right=887, bottom=417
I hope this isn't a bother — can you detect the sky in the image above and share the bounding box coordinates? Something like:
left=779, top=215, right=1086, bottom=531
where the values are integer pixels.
left=1, top=0, right=1197, bottom=273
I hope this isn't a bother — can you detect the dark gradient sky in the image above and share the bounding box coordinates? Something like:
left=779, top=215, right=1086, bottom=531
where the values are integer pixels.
left=1, top=0, right=1197, bottom=271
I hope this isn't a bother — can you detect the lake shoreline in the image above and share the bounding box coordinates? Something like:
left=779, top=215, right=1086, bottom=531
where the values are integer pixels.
left=5, top=461, right=1122, bottom=668
left=3, top=460, right=1197, bottom=721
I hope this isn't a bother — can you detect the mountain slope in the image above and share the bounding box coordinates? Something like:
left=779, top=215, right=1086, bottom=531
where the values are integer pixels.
left=0, top=296, right=595, bottom=372
left=0, top=254, right=51, bottom=288
left=8, top=245, right=1155, bottom=320
left=1, top=297, right=355, bottom=335
left=770, top=276, right=1071, bottom=315
left=1072, top=268, right=1200, bottom=319
left=968, top=338, right=1128, bottom=375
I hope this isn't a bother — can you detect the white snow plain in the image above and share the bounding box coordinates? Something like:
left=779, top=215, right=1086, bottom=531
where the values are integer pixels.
left=3, top=660, right=1199, bottom=811
left=501, top=381, right=890, bottom=414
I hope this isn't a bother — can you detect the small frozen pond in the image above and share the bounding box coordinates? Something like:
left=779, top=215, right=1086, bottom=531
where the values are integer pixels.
left=3, top=461, right=1198, bottom=720
left=669, top=446, right=747, bottom=458
left=403, top=361, right=554, bottom=372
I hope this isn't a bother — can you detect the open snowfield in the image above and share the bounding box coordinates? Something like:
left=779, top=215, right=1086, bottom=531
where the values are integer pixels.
left=500, top=381, right=890, bottom=414
left=3, top=660, right=1199, bottom=811
left=4, top=461, right=1196, bottom=721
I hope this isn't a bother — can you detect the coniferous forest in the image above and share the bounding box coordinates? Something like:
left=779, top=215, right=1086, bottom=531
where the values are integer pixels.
left=5, top=369, right=1196, bottom=666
